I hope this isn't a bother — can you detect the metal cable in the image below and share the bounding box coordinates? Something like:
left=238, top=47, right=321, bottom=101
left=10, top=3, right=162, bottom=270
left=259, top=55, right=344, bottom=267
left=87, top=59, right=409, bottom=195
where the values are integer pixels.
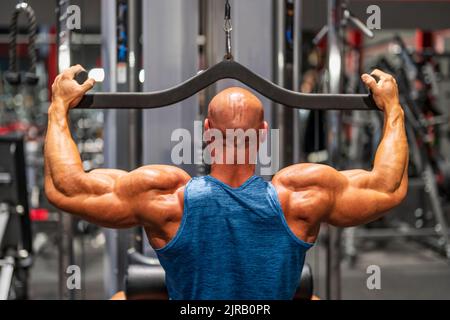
left=224, top=0, right=233, bottom=60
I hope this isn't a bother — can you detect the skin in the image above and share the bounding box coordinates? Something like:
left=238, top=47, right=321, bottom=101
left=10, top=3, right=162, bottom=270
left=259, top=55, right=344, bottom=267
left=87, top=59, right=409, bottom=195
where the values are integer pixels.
left=45, top=65, right=408, bottom=249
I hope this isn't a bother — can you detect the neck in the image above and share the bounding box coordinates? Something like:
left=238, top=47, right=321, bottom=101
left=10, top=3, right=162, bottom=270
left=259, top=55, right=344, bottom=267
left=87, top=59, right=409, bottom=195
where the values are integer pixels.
left=210, top=164, right=256, bottom=188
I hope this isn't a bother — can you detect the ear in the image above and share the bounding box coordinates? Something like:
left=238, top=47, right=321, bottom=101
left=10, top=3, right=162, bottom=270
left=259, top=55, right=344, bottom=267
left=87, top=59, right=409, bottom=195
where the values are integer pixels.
left=259, top=121, right=269, bottom=143
left=204, top=118, right=212, bottom=143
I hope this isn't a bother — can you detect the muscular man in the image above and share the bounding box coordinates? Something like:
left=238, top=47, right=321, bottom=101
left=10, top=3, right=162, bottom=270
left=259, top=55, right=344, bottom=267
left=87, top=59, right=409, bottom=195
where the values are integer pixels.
left=45, top=65, right=408, bottom=300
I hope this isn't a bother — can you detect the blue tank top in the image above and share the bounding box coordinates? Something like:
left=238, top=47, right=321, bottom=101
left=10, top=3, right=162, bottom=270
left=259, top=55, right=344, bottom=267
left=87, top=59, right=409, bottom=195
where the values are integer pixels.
left=155, top=175, right=314, bottom=300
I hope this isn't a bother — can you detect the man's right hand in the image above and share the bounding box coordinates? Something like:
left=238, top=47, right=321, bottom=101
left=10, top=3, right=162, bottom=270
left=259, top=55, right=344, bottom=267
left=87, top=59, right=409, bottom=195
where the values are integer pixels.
left=361, top=69, right=401, bottom=113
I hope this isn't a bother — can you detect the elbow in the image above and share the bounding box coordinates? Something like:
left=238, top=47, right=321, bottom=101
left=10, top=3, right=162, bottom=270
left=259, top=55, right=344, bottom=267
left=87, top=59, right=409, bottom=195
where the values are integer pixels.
left=371, top=169, right=406, bottom=194
left=44, top=178, right=61, bottom=208
left=394, top=171, right=408, bottom=204
left=51, top=172, right=86, bottom=198
left=385, top=175, right=408, bottom=209
left=370, top=170, right=408, bottom=212
left=393, top=180, right=408, bottom=206
left=45, top=187, right=59, bottom=209
left=44, top=175, right=71, bottom=210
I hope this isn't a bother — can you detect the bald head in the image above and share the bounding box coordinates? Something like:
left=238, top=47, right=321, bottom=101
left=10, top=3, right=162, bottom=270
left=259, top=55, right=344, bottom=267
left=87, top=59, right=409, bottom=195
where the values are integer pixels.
left=207, top=87, right=264, bottom=132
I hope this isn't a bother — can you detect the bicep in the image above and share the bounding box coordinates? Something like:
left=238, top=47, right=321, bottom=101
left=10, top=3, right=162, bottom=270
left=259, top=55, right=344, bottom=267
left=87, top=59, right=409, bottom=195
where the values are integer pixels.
left=274, top=164, right=406, bottom=228
left=47, top=165, right=190, bottom=229
left=46, top=169, right=139, bottom=228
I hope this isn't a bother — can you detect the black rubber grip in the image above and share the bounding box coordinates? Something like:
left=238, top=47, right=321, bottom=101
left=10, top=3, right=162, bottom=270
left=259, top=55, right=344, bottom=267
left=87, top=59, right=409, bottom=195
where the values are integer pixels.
left=75, top=70, right=88, bottom=85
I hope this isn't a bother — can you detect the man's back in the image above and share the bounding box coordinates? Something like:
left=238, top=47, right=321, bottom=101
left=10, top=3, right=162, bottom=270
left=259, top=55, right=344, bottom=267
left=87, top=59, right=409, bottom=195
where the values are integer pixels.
left=46, top=66, right=408, bottom=300
left=155, top=175, right=313, bottom=300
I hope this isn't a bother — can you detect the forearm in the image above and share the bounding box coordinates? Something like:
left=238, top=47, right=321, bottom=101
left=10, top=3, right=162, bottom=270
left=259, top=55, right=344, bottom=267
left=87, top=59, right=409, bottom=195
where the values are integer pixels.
left=45, top=101, right=85, bottom=196
left=371, top=104, right=409, bottom=193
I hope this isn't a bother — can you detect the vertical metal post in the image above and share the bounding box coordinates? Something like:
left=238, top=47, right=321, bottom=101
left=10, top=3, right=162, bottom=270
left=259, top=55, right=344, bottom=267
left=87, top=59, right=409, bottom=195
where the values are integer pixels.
left=0, top=257, right=14, bottom=300
left=326, top=0, right=344, bottom=300
left=127, top=0, right=143, bottom=252
left=101, top=0, right=119, bottom=299
left=127, top=0, right=140, bottom=95
left=0, top=205, right=12, bottom=300
left=112, top=0, right=141, bottom=291
left=273, top=0, right=286, bottom=168
left=56, top=0, right=75, bottom=300
left=292, top=0, right=302, bottom=164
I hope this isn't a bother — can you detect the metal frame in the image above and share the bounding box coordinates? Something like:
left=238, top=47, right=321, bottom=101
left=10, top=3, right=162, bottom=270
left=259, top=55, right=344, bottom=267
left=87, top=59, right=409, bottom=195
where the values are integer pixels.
left=127, top=0, right=144, bottom=254
left=273, top=0, right=287, bottom=167
left=0, top=134, right=32, bottom=300
left=353, top=227, right=450, bottom=239
left=325, top=0, right=344, bottom=301
left=0, top=205, right=12, bottom=301
left=0, top=204, right=10, bottom=248
left=348, top=36, right=450, bottom=260
left=292, top=0, right=303, bottom=163
left=100, top=0, right=121, bottom=299
left=56, top=0, right=76, bottom=300
left=0, top=257, right=14, bottom=300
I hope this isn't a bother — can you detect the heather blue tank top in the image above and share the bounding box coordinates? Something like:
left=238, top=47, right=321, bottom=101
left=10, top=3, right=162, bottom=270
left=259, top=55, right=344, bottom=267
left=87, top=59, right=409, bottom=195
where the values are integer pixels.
left=155, top=175, right=314, bottom=300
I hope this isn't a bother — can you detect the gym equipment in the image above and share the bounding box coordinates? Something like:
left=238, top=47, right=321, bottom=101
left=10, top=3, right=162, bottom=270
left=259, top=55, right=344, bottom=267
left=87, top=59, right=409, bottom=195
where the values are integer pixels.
left=313, top=1, right=374, bottom=46
left=74, top=0, right=376, bottom=111
left=55, top=0, right=76, bottom=300
left=345, top=35, right=450, bottom=261
left=125, top=249, right=167, bottom=300
left=72, top=0, right=379, bottom=300
left=124, top=249, right=314, bottom=300
left=74, top=59, right=377, bottom=110
left=311, top=0, right=375, bottom=300
left=0, top=135, right=33, bottom=300
left=4, top=2, right=39, bottom=86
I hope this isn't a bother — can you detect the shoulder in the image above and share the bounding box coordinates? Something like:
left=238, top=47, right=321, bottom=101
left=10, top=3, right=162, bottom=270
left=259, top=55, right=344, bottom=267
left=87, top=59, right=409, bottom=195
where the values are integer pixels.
left=133, top=165, right=191, bottom=191
left=132, top=166, right=190, bottom=227
left=272, top=163, right=340, bottom=190
left=271, top=164, right=336, bottom=226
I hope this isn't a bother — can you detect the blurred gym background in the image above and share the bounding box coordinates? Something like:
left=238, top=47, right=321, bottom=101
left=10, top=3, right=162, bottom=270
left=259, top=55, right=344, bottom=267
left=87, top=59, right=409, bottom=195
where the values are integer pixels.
left=0, top=0, right=449, bottom=300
